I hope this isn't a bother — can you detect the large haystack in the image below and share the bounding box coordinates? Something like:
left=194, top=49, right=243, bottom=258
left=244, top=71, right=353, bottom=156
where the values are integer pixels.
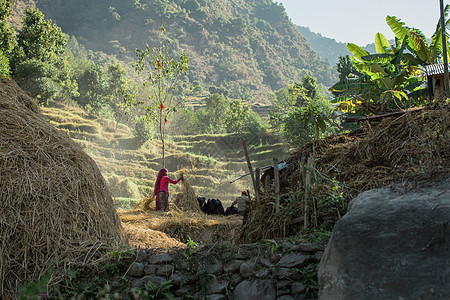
left=241, top=108, right=450, bottom=242
left=0, top=77, right=128, bottom=296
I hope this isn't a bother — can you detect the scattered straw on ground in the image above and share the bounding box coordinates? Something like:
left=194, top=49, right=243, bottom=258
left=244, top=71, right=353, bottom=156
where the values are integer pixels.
left=0, top=77, right=127, bottom=296
left=118, top=208, right=242, bottom=245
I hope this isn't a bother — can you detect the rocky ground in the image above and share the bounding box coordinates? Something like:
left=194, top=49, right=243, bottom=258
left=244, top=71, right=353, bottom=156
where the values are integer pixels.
left=88, top=240, right=324, bottom=299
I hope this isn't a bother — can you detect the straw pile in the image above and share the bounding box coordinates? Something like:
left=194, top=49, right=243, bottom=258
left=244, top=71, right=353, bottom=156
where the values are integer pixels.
left=119, top=209, right=242, bottom=245
left=134, top=196, right=156, bottom=211
left=172, top=169, right=202, bottom=213
left=0, top=77, right=128, bottom=296
left=241, top=108, right=450, bottom=242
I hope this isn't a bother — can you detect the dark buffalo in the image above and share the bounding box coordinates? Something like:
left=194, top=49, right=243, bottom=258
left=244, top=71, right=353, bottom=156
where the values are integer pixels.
left=197, top=196, right=207, bottom=212
left=224, top=205, right=239, bottom=216
left=197, top=197, right=224, bottom=215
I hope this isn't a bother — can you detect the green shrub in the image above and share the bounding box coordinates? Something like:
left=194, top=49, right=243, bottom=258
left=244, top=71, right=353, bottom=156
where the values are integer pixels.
left=132, top=118, right=153, bottom=147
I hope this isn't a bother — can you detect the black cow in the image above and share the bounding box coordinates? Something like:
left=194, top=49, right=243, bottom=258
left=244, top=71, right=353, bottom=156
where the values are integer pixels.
left=197, top=196, right=224, bottom=215
left=197, top=196, right=207, bottom=212
left=224, top=205, right=239, bottom=216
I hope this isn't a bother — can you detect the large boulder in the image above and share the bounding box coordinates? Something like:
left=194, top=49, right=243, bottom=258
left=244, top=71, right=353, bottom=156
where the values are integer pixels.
left=319, top=180, right=450, bottom=299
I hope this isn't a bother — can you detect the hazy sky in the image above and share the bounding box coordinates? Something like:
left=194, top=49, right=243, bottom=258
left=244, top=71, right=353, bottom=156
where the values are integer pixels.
left=276, top=0, right=447, bottom=46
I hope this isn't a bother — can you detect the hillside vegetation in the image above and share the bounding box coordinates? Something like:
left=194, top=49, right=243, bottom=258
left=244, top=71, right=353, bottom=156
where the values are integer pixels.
left=22, top=0, right=337, bottom=103
left=40, top=101, right=289, bottom=208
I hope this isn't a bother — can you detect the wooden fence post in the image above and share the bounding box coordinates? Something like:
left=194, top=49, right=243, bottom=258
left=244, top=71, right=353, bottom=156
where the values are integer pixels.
left=265, top=175, right=271, bottom=193
left=255, top=167, right=261, bottom=193
left=273, top=158, right=280, bottom=212
left=303, top=156, right=313, bottom=229
left=242, top=139, right=260, bottom=203
left=298, top=155, right=306, bottom=193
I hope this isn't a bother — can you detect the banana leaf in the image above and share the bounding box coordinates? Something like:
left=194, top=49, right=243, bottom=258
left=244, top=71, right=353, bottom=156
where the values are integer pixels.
left=357, top=63, right=388, bottom=80
left=361, top=53, right=395, bottom=63
left=375, top=32, right=391, bottom=54
left=407, top=87, right=429, bottom=99
left=347, top=43, right=370, bottom=61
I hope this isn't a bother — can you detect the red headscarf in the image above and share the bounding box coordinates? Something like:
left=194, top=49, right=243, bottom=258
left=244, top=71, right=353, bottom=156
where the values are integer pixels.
left=153, top=168, right=168, bottom=196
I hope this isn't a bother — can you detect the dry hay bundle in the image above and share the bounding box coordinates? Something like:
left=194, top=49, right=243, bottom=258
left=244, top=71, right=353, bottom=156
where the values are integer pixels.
left=0, top=77, right=127, bottom=296
left=172, top=169, right=202, bottom=213
left=134, top=196, right=156, bottom=211
left=242, top=108, right=450, bottom=242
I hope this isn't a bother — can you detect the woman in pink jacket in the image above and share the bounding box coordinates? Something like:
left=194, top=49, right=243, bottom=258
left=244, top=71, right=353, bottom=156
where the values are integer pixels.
left=153, top=168, right=181, bottom=212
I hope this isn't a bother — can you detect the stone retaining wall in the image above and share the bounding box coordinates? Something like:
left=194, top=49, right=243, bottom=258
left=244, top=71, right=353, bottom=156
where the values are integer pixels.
left=107, top=241, right=325, bottom=299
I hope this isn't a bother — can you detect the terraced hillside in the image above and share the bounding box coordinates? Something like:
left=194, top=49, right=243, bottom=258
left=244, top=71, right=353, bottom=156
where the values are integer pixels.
left=41, top=102, right=290, bottom=208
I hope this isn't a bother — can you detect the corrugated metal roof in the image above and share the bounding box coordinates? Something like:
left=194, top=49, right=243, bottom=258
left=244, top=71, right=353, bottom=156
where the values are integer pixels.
left=425, top=63, right=450, bottom=76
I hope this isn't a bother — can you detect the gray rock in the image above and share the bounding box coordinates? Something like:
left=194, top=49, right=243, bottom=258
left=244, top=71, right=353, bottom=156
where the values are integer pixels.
left=140, top=275, right=168, bottom=289
left=240, top=260, right=257, bottom=277
left=276, top=280, right=292, bottom=289
left=277, top=296, right=295, bottom=300
left=276, top=288, right=290, bottom=296
left=143, top=264, right=157, bottom=275
left=223, top=260, right=243, bottom=273
left=259, top=258, right=273, bottom=268
left=136, top=249, right=148, bottom=262
left=169, top=272, right=185, bottom=286
left=207, top=277, right=228, bottom=294
left=110, top=278, right=121, bottom=289
left=157, top=264, right=174, bottom=277
left=233, top=279, right=276, bottom=300
left=229, top=273, right=242, bottom=286
left=255, top=267, right=269, bottom=278
left=319, top=181, right=450, bottom=300
left=273, top=268, right=301, bottom=280
left=277, top=253, right=313, bottom=268
left=174, top=285, right=193, bottom=297
left=127, top=262, right=144, bottom=277
left=298, top=243, right=324, bottom=253
left=149, top=253, right=173, bottom=264
left=314, top=251, right=324, bottom=262
left=206, top=294, right=227, bottom=300
left=291, top=282, right=306, bottom=294
left=207, top=258, right=223, bottom=274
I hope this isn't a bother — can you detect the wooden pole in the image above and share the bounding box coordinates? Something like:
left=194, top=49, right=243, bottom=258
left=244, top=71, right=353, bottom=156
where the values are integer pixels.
left=255, top=167, right=261, bottom=193
left=265, top=175, right=271, bottom=193
left=440, top=0, right=450, bottom=98
left=273, top=158, right=280, bottom=212
left=298, top=155, right=306, bottom=193
left=242, top=139, right=260, bottom=203
left=303, top=156, right=313, bottom=229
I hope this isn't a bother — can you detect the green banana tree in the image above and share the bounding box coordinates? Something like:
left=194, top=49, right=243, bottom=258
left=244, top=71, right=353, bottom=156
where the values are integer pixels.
left=331, top=6, right=450, bottom=115
left=332, top=34, right=419, bottom=114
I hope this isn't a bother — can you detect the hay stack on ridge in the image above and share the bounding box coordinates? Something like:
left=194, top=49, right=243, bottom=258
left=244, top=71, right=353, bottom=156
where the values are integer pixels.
left=0, top=77, right=128, bottom=296
left=172, top=169, right=202, bottom=213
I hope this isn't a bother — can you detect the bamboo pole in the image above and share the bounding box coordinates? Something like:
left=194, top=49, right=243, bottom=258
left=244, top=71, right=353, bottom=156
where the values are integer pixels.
left=242, top=139, right=260, bottom=203
left=273, top=158, right=280, bottom=212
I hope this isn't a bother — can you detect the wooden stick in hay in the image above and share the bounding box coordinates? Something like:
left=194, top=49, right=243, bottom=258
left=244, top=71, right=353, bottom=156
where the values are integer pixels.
left=173, top=169, right=202, bottom=213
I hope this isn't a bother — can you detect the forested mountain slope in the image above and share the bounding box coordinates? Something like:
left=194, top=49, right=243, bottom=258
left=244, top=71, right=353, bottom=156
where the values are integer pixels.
left=17, top=0, right=337, bottom=103
left=296, top=26, right=351, bottom=66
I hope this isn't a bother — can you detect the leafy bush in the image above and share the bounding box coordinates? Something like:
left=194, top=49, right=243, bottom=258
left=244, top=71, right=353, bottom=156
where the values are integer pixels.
left=0, top=50, right=10, bottom=77
left=132, top=118, right=153, bottom=146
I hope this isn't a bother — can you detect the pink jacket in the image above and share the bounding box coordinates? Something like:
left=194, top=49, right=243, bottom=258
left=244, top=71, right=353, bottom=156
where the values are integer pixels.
left=159, top=176, right=181, bottom=195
